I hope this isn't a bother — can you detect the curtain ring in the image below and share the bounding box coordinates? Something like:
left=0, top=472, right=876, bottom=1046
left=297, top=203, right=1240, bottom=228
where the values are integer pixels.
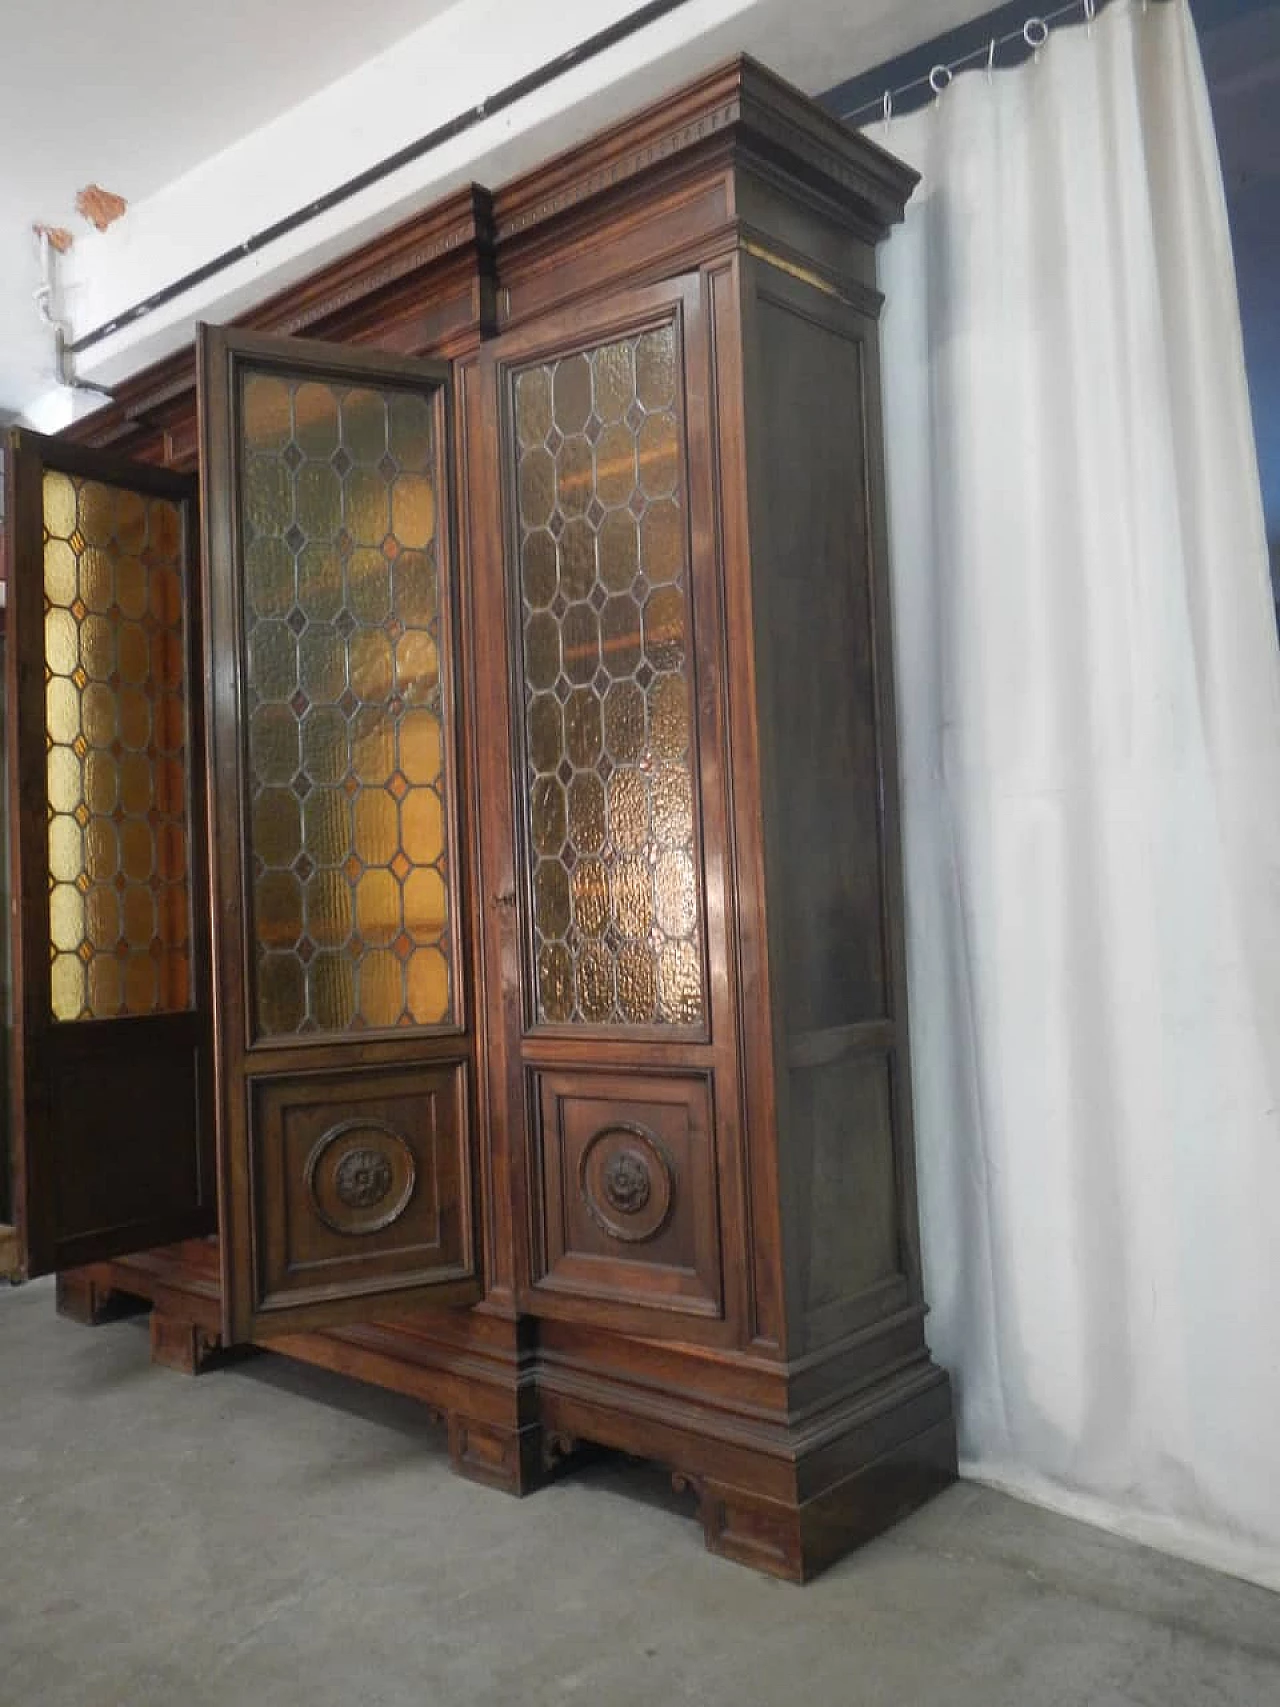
left=1024, top=16, right=1050, bottom=52
left=929, top=64, right=953, bottom=96
left=1083, top=0, right=1096, bottom=19
left=882, top=89, right=893, bottom=131
left=987, top=37, right=998, bottom=78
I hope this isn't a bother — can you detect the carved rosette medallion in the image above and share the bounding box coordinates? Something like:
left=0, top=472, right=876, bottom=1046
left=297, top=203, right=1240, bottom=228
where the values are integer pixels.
left=305, top=1119, right=417, bottom=1236
left=579, top=1123, right=674, bottom=1244
left=335, top=1148, right=394, bottom=1210
left=602, top=1149, right=651, bottom=1216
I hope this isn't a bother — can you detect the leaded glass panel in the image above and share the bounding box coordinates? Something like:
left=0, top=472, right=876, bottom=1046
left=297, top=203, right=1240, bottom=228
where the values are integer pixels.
left=238, top=370, right=453, bottom=1037
left=510, top=322, right=704, bottom=1027
left=41, top=472, right=192, bottom=1021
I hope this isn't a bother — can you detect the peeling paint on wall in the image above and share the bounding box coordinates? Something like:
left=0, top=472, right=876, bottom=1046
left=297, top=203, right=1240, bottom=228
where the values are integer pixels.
left=75, top=185, right=128, bottom=232
left=33, top=224, right=74, bottom=253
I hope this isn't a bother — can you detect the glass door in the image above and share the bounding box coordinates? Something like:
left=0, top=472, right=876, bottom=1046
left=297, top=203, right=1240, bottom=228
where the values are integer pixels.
left=2, top=430, right=215, bottom=1278
left=468, top=275, right=738, bottom=1333
left=198, top=327, right=482, bottom=1342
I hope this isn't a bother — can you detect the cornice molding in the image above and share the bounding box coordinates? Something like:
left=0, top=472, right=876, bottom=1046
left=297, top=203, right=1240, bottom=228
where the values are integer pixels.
left=252, top=184, right=495, bottom=340
left=63, top=58, right=913, bottom=453
left=66, top=187, right=495, bottom=449
left=492, top=56, right=917, bottom=247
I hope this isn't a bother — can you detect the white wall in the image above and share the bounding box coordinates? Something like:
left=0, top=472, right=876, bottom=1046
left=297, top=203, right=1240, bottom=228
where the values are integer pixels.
left=24, top=0, right=992, bottom=430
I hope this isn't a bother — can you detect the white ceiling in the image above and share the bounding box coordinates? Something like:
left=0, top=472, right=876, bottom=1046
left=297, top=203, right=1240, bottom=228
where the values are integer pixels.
left=0, top=0, right=457, bottom=421
left=0, top=0, right=991, bottom=424
left=1, top=0, right=456, bottom=214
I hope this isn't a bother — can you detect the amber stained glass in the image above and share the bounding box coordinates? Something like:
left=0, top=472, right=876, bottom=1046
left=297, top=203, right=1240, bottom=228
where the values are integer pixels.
left=41, top=472, right=192, bottom=1021
left=239, top=370, right=452, bottom=1036
left=511, top=323, right=704, bottom=1026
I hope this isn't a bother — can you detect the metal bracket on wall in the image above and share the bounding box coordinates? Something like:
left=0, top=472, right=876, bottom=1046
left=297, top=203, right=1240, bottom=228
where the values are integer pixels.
left=33, top=230, right=116, bottom=402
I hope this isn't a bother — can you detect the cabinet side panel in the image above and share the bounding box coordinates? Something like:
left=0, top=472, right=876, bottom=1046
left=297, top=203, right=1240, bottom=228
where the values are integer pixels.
left=790, top=1051, right=898, bottom=1318
left=749, top=294, right=885, bottom=1031
left=743, top=267, right=906, bottom=1351
left=0, top=512, right=9, bottom=1233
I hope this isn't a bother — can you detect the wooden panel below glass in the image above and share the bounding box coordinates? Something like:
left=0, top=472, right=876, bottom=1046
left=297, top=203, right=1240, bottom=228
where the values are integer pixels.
left=530, top=1066, right=722, bottom=1320
left=248, top=1062, right=478, bottom=1320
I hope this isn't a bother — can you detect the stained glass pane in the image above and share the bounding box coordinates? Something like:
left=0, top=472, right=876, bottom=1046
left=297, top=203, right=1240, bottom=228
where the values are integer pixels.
left=510, top=320, right=704, bottom=1027
left=41, top=472, right=193, bottom=1021
left=238, top=366, right=454, bottom=1036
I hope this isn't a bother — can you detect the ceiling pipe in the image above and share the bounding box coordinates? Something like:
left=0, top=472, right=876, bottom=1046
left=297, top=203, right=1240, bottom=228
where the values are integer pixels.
left=65, top=0, right=698, bottom=364
left=33, top=229, right=116, bottom=401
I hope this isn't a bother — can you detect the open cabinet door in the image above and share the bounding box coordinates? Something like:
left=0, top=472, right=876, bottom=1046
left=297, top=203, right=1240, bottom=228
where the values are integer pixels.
left=198, top=326, right=482, bottom=1344
left=3, top=431, right=216, bottom=1278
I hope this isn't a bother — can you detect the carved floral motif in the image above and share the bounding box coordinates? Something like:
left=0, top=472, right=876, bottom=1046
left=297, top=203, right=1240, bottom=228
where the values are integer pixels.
left=304, top=1120, right=417, bottom=1235
left=601, top=1149, right=652, bottom=1216
left=579, top=1123, right=674, bottom=1244
left=334, top=1147, right=394, bottom=1211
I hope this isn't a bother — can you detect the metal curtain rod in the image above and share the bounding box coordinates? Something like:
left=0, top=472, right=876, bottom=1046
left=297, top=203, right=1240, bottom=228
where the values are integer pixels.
left=65, top=0, right=697, bottom=360
left=838, top=0, right=1151, bottom=127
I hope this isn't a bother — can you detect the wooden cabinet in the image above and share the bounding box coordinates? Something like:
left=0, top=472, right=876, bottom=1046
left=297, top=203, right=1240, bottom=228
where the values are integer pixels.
left=2, top=56, right=955, bottom=1580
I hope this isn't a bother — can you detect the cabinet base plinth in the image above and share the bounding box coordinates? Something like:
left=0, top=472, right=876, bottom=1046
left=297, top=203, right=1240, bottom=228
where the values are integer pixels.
left=55, top=1270, right=148, bottom=1326
left=446, top=1416, right=595, bottom=1495
left=150, top=1309, right=223, bottom=1375
left=58, top=1247, right=957, bottom=1580
left=539, top=1356, right=957, bottom=1583
left=680, top=1414, right=958, bottom=1582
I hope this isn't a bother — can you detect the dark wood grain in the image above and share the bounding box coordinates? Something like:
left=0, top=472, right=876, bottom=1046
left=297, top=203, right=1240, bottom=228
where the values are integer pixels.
left=196, top=326, right=484, bottom=1343
left=53, top=1270, right=147, bottom=1324
left=41, top=59, right=952, bottom=1582
left=3, top=430, right=215, bottom=1279
left=734, top=259, right=918, bottom=1356
left=531, top=1067, right=723, bottom=1321
left=250, top=1064, right=477, bottom=1321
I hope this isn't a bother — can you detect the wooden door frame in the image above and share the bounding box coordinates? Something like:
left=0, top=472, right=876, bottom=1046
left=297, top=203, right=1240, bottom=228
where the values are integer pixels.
left=197, top=325, right=485, bottom=1342
left=3, top=429, right=215, bottom=1279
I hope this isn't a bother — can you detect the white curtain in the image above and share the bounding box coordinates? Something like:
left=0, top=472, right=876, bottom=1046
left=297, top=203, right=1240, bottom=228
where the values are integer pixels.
left=874, top=0, right=1280, bottom=1589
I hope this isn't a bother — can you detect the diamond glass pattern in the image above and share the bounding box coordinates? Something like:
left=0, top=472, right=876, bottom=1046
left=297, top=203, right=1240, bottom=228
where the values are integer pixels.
left=41, top=471, right=192, bottom=1021
left=238, top=369, right=453, bottom=1035
left=511, top=322, right=704, bottom=1027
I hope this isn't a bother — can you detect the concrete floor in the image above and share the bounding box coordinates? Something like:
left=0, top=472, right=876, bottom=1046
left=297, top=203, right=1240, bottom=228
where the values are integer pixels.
left=1, top=1279, right=1277, bottom=1707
